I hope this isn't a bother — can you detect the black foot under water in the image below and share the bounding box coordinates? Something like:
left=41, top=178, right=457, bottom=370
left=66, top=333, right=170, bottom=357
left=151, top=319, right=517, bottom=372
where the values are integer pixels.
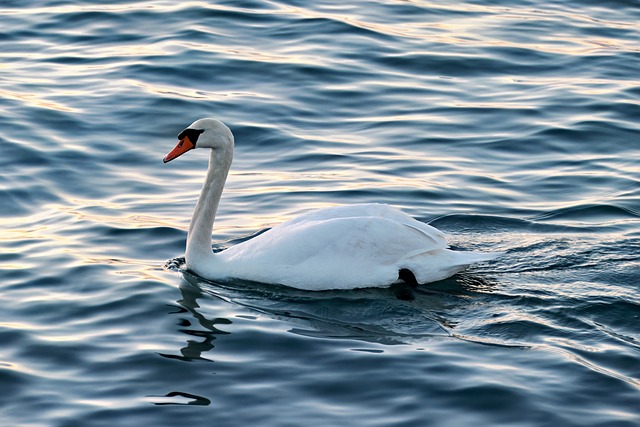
left=393, top=269, right=419, bottom=300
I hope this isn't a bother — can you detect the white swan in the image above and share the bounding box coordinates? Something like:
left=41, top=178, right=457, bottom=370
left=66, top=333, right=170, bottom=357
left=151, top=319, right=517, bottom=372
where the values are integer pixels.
left=164, top=118, right=501, bottom=291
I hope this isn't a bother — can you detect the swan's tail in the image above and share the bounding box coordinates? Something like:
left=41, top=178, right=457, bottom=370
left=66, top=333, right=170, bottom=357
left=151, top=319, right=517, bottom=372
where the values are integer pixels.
left=450, top=249, right=504, bottom=266
left=401, top=248, right=503, bottom=284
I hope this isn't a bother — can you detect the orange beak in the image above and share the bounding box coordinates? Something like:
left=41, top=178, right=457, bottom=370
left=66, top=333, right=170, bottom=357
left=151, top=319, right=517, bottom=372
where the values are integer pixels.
left=163, top=135, right=195, bottom=163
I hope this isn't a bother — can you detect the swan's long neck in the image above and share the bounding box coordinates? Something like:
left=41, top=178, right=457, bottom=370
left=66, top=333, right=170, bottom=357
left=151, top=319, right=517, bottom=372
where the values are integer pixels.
left=186, top=145, right=233, bottom=267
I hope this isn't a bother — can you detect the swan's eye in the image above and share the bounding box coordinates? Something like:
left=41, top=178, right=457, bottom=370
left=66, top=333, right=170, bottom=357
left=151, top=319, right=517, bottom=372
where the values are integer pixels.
left=177, top=128, right=205, bottom=146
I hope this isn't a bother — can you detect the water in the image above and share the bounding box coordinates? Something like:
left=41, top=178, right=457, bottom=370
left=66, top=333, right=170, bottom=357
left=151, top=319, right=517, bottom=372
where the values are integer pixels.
left=1, top=1, right=639, bottom=425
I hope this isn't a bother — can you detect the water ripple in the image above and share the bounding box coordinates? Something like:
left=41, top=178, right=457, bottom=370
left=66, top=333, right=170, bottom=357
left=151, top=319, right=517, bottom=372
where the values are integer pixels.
left=1, top=0, right=639, bottom=426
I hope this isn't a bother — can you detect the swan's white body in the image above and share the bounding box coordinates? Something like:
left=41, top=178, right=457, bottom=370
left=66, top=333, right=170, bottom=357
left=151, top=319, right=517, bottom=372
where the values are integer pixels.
left=164, top=118, right=500, bottom=291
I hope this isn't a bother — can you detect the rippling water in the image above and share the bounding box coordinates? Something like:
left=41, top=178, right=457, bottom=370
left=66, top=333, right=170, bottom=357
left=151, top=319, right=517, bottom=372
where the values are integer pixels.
left=1, top=1, right=639, bottom=426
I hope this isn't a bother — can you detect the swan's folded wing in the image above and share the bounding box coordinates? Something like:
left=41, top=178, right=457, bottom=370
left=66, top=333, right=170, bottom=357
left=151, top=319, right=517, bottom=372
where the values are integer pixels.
left=280, top=203, right=448, bottom=248
left=216, top=215, right=448, bottom=289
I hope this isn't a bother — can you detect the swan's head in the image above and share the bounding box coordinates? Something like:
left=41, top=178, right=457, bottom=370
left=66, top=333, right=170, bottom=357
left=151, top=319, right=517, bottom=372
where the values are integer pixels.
left=163, top=118, right=234, bottom=163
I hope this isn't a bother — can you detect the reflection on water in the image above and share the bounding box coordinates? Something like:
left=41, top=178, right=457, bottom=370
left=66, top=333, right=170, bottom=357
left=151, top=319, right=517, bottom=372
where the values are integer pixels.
left=160, top=282, right=232, bottom=363
left=147, top=391, right=212, bottom=406
left=169, top=262, right=516, bottom=349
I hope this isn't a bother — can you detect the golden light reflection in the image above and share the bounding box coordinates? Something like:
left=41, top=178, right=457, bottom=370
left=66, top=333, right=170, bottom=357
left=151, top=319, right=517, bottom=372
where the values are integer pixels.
left=0, top=2, right=169, bottom=15
left=5, top=0, right=636, bottom=58
left=21, top=288, right=84, bottom=301
left=0, top=196, right=184, bottom=281
left=45, top=197, right=177, bottom=230
left=0, top=226, right=45, bottom=240
left=125, top=79, right=272, bottom=101
left=498, top=76, right=639, bottom=95
left=0, top=88, right=76, bottom=112
left=0, top=322, right=41, bottom=331
left=41, top=329, right=128, bottom=342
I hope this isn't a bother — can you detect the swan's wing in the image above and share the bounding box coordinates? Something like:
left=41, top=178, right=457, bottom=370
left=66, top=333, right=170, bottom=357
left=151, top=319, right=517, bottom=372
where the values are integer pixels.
left=217, top=214, right=447, bottom=289
left=282, top=203, right=448, bottom=248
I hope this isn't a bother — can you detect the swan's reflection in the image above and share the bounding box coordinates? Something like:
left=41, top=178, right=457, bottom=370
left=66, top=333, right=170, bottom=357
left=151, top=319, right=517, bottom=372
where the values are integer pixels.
left=164, top=263, right=503, bottom=356
left=159, top=278, right=232, bottom=362
left=152, top=269, right=508, bottom=406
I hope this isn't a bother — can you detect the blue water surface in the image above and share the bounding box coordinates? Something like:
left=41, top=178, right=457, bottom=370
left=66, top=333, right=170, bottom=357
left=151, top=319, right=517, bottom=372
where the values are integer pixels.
left=1, top=1, right=639, bottom=426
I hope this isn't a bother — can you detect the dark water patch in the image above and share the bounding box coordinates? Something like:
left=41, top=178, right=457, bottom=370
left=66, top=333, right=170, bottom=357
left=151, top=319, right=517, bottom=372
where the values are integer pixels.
left=594, top=323, right=640, bottom=355
left=0, top=365, right=34, bottom=418
left=270, top=15, right=399, bottom=46
left=21, top=108, right=89, bottom=137
left=486, top=45, right=566, bottom=65
left=193, top=3, right=281, bottom=26
left=217, top=0, right=280, bottom=10
left=179, top=273, right=450, bottom=342
left=476, top=318, right=575, bottom=343
left=429, top=213, right=620, bottom=234
left=99, top=224, right=185, bottom=245
left=0, top=185, right=62, bottom=217
left=605, top=101, right=640, bottom=126
left=375, top=52, right=565, bottom=78
left=532, top=203, right=640, bottom=222
left=577, top=300, right=640, bottom=330
left=0, top=138, right=51, bottom=169
left=17, top=340, right=88, bottom=373
left=525, top=123, right=636, bottom=153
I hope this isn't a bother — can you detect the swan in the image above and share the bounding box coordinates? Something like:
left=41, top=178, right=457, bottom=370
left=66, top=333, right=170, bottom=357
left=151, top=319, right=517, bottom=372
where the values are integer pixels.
left=163, top=118, right=501, bottom=291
